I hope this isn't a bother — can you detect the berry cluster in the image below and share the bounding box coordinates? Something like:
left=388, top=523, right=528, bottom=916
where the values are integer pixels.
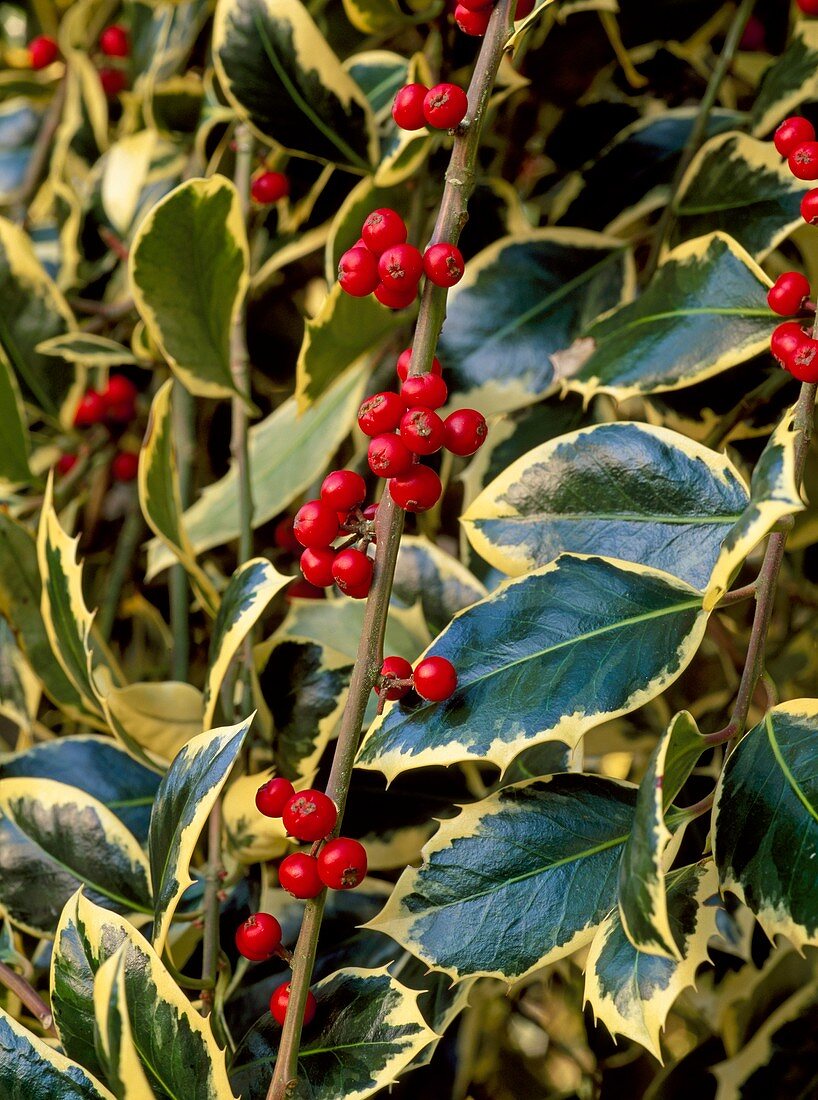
left=294, top=471, right=375, bottom=597
left=454, top=0, right=535, bottom=38
left=29, top=25, right=130, bottom=94
left=391, top=82, right=468, bottom=132
left=376, top=653, right=458, bottom=702
left=250, top=170, right=290, bottom=205
left=338, top=208, right=465, bottom=308
left=63, top=375, right=140, bottom=481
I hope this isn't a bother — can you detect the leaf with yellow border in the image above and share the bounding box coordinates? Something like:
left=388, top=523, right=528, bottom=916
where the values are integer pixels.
left=36, top=333, right=138, bottom=367
left=0, top=345, right=30, bottom=483
left=103, top=681, right=205, bottom=765
left=751, top=21, right=818, bottom=137
left=93, top=949, right=154, bottom=1100
left=0, top=1005, right=114, bottom=1100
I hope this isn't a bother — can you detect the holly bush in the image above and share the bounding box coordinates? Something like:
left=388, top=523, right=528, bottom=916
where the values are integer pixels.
left=1, top=0, right=818, bottom=1097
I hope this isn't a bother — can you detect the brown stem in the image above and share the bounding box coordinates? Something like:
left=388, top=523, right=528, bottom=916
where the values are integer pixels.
left=200, top=800, right=223, bottom=1011
left=716, top=582, right=756, bottom=608
left=265, top=4, right=516, bottom=1096
left=0, top=961, right=56, bottom=1037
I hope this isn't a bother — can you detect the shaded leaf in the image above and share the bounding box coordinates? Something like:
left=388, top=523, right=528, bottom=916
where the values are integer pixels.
left=752, top=21, right=818, bottom=137
left=92, top=950, right=154, bottom=1100
left=0, top=1006, right=114, bottom=1100
left=36, top=333, right=138, bottom=367
left=103, top=682, right=204, bottom=767
left=392, top=536, right=487, bottom=634
left=0, top=346, right=30, bottom=483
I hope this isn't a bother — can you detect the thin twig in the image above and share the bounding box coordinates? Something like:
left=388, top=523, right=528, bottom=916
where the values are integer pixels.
left=716, top=582, right=756, bottom=608
left=12, top=79, right=66, bottom=225
left=200, top=800, right=223, bottom=1013
left=0, top=961, right=56, bottom=1037
left=169, top=383, right=195, bottom=680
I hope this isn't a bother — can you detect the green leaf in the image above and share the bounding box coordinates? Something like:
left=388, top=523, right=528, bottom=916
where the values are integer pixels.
left=344, top=50, right=410, bottom=112
left=462, top=421, right=750, bottom=591
left=230, top=967, right=436, bottom=1099
left=751, top=21, right=818, bottom=137
left=35, top=333, right=138, bottom=367
left=0, top=216, right=79, bottom=420
left=203, top=559, right=290, bottom=727
left=358, top=555, right=707, bottom=778
left=147, top=363, right=368, bottom=573
left=555, top=233, right=776, bottom=402
left=213, top=0, right=378, bottom=170
left=149, top=717, right=251, bottom=955
left=392, top=536, right=487, bottom=635
left=714, top=699, right=818, bottom=953
left=0, top=346, right=30, bottom=483
left=437, top=228, right=635, bottom=415
left=618, top=713, right=704, bottom=960
left=0, top=1005, right=114, bottom=1100
left=0, top=620, right=32, bottom=732
left=500, top=740, right=578, bottom=784
left=341, top=0, right=412, bottom=34
left=129, top=177, right=250, bottom=403
left=586, top=862, right=720, bottom=1060
left=92, top=950, right=154, bottom=1100
left=669, top=133, right=809, bottom=261
left=370, top=774, right=637, bottom=982
left=0, top=778, right=152, bottom=936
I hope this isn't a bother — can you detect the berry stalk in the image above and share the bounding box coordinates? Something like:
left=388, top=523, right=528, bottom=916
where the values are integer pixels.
left=265, top=2, right=516, bottom=1094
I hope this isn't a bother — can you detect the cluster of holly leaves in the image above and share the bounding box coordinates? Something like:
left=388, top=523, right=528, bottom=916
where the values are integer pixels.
left=1, top=0, right=818, bottom=1097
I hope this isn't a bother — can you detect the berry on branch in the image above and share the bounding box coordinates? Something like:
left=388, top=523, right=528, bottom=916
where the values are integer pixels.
left=111, top=451, right=139, bottom=482
left=443, top=409, right=488, bottom=455
left=389, top=465, right=443, bottom=512
left=235, top=913, right=282, bottom=961
left=377, top=243, right=424, bottom=287
left=332, top=548, right=373, bottom=597
left=28, top=35, right=59, bottom=69
left=278, top=852, right=323, bottom=899
left=774, top=116, right=815, bottom=157
left=400, top=407, right=446, bottom=455
left=400, top=373, right=448, bottom=409
left=376, top=655, right=413, bottom=700
left=367, top=433, right=413, bottom=477
left=317, top=837, right=368, bottom=890
left=251, top=171, right=290, bottom=204
left=270, top=983, right=317, bottom=1027
left=256, top=777, right=296, bottom=818
left=293, top=500, right=339, bottom=548
left=767, top=272, right=811, bottom=316
left=300, top=547, right=337, bottom=587
left=338, top=246, right=379, bottom=297
left=788, top=141, right=818, bottom=180
left=392, top=83, right=429, bottom=130
left=320, top=469, right=367, bottom=511
left=99, top=25, right=129, bottom=57
left=423, top=83, right=469, bottom=130
left=454, top=5, right=491, bottom=35
left=413, top=655, right=458, bottom=701
left=357, top=392, right=406, bottom=435
left=397, top=348, right=443, bottom=382
left=423, top=242, right=465, bottom=286
left=362, top=208, right=407, bottom=254
left=282, top=789, right=338, bottom=842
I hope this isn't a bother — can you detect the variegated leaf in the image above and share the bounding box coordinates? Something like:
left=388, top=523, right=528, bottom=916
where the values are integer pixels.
left=0, top=1006, right=114, bottom=1100
left=93, top=950, right=154, bottom=1100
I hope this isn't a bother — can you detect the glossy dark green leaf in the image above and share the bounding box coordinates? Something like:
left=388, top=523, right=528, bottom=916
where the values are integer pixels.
left=230, top=967, right=436, bottom=1099
left=92, top=948, right=154, bottom=1099
left=463, top=422, right=750, bottom=590
left=714, top=700, right=818, bottom=953
left=751, top=21, right=818, bottom=137
left=213, top=0, right=378, bottom=170
left=371, top=774, right=637, bottom=981
left=0, top=1006, right=113, bottom=1100
left=500, top=740, right=576, bottom=784
left=392, top=537, right=486, bottom=635
left=438, top=229, right=634, bottom=414
left=0, top=347, right=29, bottom=482
left=358, top=555, right=707, bottom=778
left=130, top=0, right=210, bottom=84
left=280, top=595, right=431, bottom=668
left=556, top=233, right=775, bottom=402
left=344, top=51, right=408, bottom=111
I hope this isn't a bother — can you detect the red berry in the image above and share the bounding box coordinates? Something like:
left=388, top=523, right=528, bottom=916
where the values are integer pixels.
left=28, top=35, right=58, bottom=69
left=99, top=67, right=127, bottom=97
left=74, top=390, right=107, bottom=427
left=797, top=0, right=818, bottom=14
left=774, top=117, right=816, bottom=158
left=281, top=789, right=338, bottom=842
left=320, top=469, right=367, bottom=511
left=389, top=465, right=442, bottom=512
left=377, top=243, right=424, bottom=287
left=400, top=407, right=445, bottom=455
left=515, top=0, right=535, bottom=16
left=423, top=242, right=465, bottom=287
left=739, top=14, right=766, bottom=51
left=455, top=5, right=491, bottom=34
left=99, top=24, right=129, bottom=57
left=376, top=655, right=413, bottom=700
left=338, top=247, right=379, bottom=297
left=457, top=0, right=492, bottom=9
left=443, top=409, right=488, bottom=456
left=251, top=171, right=290, bottom=204
left=256, top=777, right=296, bottom=818
left=102, top=374, right=137, bottom=408
left=56, top=453, right=77, bottom=476
left=278, top=852, right=323, bottom=899
left=414, top=655, right=458, bottom=701
left=317, top=837, right=368, bottom=890
left=300, top=547, right=337, bottom=588
left=368, top=433, right=413, bottom=477
left=111, top=451, right=138, bottom=482
left=270, top=983, right=317, bottom=1027
left=286, top=579, right=325, bottom=600
left=767, top=272, right=811, bottom=316
left=789, top=142, right=818, bottom=180
left=357, top=391, right=406, bottom=435
left=274, top=516, right=300, bottom=554
left=332, top=548, right=373, bottom=597
left=235, top=912, right=282, bottom=961
left=362, top=503, right=378, bottom=520
left=401, top=373, right=448, bottom=409
left=801, top=189, right=818, bottom=225
left=293, top=500, right=339, bottom=548
left=770, top=321, right=809, bottom=368
left=392, top=83, right=429, bottom=130
left=397, top=348, right=443, bottom=382
left=374, top=281, right=418, bottom=309
left=361, top=208, right=407, bottom=255
left=789, top=336, right=818, bottom=382
left=423, top=83, right=469, bottom=130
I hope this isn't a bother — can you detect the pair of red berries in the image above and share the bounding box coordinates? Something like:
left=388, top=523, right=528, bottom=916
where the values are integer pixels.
left=768, top=272, right=818, bottom=381
left=255, top=781, right=339, bottom=842
left=376, top=654, right=458, bottom=702
left=774, top=117, right=818, bottom=219
left=338, top=208, right=465, bottom=308
left=56, top=449, right=137, bottom=481
left=74, top=375, right=138, bottom=428
left=250, top=170, right=290, bottom=205
left=234, top=916, right=318, bottom=1025
left=295, top=470, right=375, bottom=597
left=391, top=82, right=468, bottom=132
left=454, top=0, right=535, bottom=36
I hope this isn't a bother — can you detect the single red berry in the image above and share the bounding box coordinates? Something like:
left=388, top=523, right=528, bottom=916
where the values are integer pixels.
left=454, top=4, right=491, bottom=34
left=270, top=983, right=317, bottom=1027
left=102, top=374, right=137, bottom=408
left=515, top=0, right=536, bottom=16
left=770, top=321, right=809, bottom=368
left=256, top=777, right=296, bottom=818
left=788, top=142, right=818, bottom=180
left=332, top=548, right=373, bottom=597
left=56, top=453, right=78, bottom=476
left=392, top=83, right=429, bottom=131
left=443, top=409, right=488, bottom=456
left=414, top=655, right=458, bottom=701
left=377, top=243, right=424, bottom=287
left=357, top=391, right=406, bottom=436
left=400, top=407, right=445, bottom=455
left=423, top=83, right=469, bottom=130
left=278, top=853, right=323, bottom=899
left=767, top=272, right=811, bottom=316
left=801, top=188, right=818, bottom=225
left=424, top=242, right=465, bottom=287
left=774, top=117, right=816, bottom=158
left=99, top=24, right=129, bottom=57
left=281, top=789, right=338, bottom=842
left=74, top=390, right=107, bottom=427
left=368, top=433, right=413, bottom=478
left=251, top=171, right=290, bottom=204
left=320, top=469, right=367, bottom=511
left=797, top=0, right=818, bottom=14
left=739, top=14, right=765, bottom=50
left=457, top=0, right=492, bottom=9
left=28, top=35, right=58, bottom=69
left=317, top=837, right=368, bottom=890
left=401, top=373, right=448, bottom=409
left=376, top=655, right=413, bottom=700
left=338, top=246, right=379, bottom=297
left=274, top=516, right=300, bottom=555
left=300, top=547, right=337, bottom=588
left=111, top=451, right=138, bottom=482
left=361, top=208, right=407, bottom=255
left=390, top=465, right=442, bottom=513
left=397, top=348, right=443, bottom=382
left=235, top=912, right=282, bottom=961
left=362, top=502, right=378, bottom=520
left=286, top=579, right=326, bottom=600
left=293, top=500, right=339, bottom=548
left=789, top=336, right=818, bottom=382
left=99, top=67, right=127, bottom=97
left=374, top=280, right=418, bottom=309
